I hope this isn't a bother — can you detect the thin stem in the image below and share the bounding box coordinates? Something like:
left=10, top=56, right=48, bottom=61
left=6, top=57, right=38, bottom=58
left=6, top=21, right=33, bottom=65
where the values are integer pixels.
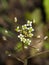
left=11, top=54, right=24, bottom=63
left=24, top=59, right=27, bottom=65
left=28, top=50, right=49, bottom=59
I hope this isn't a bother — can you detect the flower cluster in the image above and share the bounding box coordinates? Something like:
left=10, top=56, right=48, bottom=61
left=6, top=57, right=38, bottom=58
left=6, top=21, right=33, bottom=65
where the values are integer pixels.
left=15, top=20, right=34, bottom=49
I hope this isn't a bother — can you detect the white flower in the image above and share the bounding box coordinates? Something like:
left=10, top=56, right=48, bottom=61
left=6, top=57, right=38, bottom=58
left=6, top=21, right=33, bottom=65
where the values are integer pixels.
left=22, top=24, right=27, bottom=30
left=33, top=19, right=36, bottom=23
left=20, top=38, right=23, bottom=41
left=8, top=54, right=11, bottom=56
left=18, top=34, right=24, bottom=42
left=37, top=35, right=41, bottom=38
left=20, top=34, right=24, bottom=37
left=32, top=28, right=34, bottom=31
left=27, top=20, right=30, bottom=24
left=22, top=38, right=26, bottom=43
left=2, top=36, right=7, bottom=41
left=24, top=46, right=28, bottom=49
left=18, top=34, right=24, bottom=38
left=27, top=20, right=32, bottom=26
left=36, top=48, right=40, bottom=51
left=30, top=24, right=32, bottom=26
left=27, top=20, right=32, bottom=24
left=24, top=24, right=27, bottom=26
left=27, top=27, right=34, bottom=33
left=28, top=43, right=31, bottom=45
left=18, top=35, right=20, bottom=38
left=17, top=30, right=20, bottom=32
left=16, top=26, right=20, bottom=32
left=44, top=36, right=48, bottom=40
left=17, top=26, right=19, bottom=29
left=29, top=31, right=31, bottom=33
left=30, top=22, right=32, bottom=26
left=29, top=27, right=34, bottom=32
left=5, top=30, right=8, bottom=33
left=27, top=28, right=29, bottom=30
left=26, top=39, right=31, bottom=45
left=28, top=33, right=34, bottom=37
left=14, top=17, right=17, bottom=22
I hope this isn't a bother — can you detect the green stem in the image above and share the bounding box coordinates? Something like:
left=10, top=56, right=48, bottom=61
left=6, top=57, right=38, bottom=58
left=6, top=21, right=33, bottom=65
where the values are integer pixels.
left=24, top=59, right=27, bottom=65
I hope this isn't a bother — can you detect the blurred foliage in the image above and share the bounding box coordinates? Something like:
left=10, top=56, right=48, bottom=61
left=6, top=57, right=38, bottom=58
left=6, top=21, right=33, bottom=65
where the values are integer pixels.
left=44, top=0, right=49, bottom=21
left=25, top=9, right=42, bottom=25
left=20, top=0, right=26, bottom=6
left=14, top=42, right=22, bottom=52
left=1, top=0, right=8, bottom=11
left=0, top=27, right=15, bottom=37
left=44, top=41, right=49, bottom=50
left=2, top=15, right=13, bottom=25
left=0, top=0, right=49, bottom=64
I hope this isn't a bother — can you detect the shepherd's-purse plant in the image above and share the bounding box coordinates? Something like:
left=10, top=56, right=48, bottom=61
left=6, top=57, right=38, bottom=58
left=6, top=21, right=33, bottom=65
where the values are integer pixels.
left=15, top=20, right=34, bottom=49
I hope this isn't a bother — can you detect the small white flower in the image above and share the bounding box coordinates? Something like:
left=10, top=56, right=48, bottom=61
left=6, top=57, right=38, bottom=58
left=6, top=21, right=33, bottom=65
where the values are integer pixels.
left=14, top=17, right=17, bottom=22
left=27, top=24, right=29, bottom=26
left=30, top=22, right=32, bottom=24
left=22, top=38, right=26, bottom=43
left=22, top=24, right=27, bottom=30
left=37, top=35, right=41, bottom=38
left=5, top=30, right=8, bottom=33
left=30, top=27, right=32, bottom=28
left=26, top=39, right=31, bottom=45
left=8, top=54, right=11, bottom=56
left=27, top=28, right=29, bottom=30
left=28, top=42, right=31, bottom=45
left=22, top=25, right=23, bottom=27
left=28, top=33, right=34, bottom=37
left=27, top=20, right=32, bottom=24
left=27, top=23, right=32, bottom=26
left=30, top=23, right=32, bottom=26
left=24, top=24, right=27, bottom=26
left=27, top=20, right=32, bottom=26
left=30, top=27, right=33, bottom=29
left=30, top=22, right=32, bottom=26
left=18, top=35, right=20, bottom=38
left=20, top=38, right=23, bottom=41
left=24, top=46, right=28, bottom=49
left=27, top=39, right=30, bottom=41
left=29, top=31, right=31, bottom=33
left=20, top=34, right=24, bottom=37
left=2, top=36, right=7, bottom=41
left=17, top=30, right=20, bottom=32
left=36, top=48, right=40, bottom=51
left=27, top=20, right=30, bottom=24
left=29, top=28, right=34, bottom=33
left=18, top=34, right=24, bottom=41
left=33, top=19, right=36, bottom=23
left=16, top=26, right=20, bottom=32
left=29, top=39, right=31, bottom=44
left=44, top=36, right=48, bottom=40
left=17, top=26, right=19, bottom=29
left=32, top=28, right=34, bottom=31
left=29, top=27, right=34, bottom=32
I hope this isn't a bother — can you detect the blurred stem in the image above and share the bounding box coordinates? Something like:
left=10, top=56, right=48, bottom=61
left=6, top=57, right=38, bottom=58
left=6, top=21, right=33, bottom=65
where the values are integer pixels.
left=28, top=50, right=49, bottom=59
left=24, top=59, right=27, bottom=65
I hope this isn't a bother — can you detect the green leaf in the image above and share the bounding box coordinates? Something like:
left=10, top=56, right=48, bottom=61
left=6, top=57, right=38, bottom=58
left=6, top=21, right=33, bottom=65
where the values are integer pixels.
left=0, top=27, right=15, bottom=37
left=14, top=42, right=22, bottom=52
left=2, top=16, right=13, bottom=24
left=44, top=41, right=49, bottom=50
left=25, top=9, right=42, bottom=25
left=1, top=0, right=8, bottom=10
left=43, top=0, right=49, bottom=21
